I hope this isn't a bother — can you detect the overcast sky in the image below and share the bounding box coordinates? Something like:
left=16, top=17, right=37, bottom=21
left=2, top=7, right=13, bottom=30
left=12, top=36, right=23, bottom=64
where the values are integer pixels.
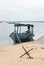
left=0, top=0, right=44, bottom=21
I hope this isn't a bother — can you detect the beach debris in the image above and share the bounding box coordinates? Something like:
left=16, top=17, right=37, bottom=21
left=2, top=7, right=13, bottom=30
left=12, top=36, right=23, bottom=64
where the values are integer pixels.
left=20, top=46, right=33, bottom=59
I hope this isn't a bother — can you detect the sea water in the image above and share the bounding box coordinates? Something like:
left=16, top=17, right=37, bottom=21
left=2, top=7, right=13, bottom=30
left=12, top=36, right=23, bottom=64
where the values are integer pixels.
left=0, top=21, right=44, bottom=46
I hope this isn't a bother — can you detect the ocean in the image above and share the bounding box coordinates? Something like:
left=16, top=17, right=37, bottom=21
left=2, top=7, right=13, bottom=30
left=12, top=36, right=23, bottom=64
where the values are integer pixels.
left=0, top=21, right=44, bottom=46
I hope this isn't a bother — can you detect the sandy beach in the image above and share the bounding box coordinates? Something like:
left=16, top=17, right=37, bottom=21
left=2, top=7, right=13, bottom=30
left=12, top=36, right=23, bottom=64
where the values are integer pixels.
left=0, top=41, right=44, bottom=65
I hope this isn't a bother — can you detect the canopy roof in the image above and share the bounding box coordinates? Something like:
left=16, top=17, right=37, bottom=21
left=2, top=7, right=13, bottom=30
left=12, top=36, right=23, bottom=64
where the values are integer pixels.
left=14, top=24, right=34, bottom=27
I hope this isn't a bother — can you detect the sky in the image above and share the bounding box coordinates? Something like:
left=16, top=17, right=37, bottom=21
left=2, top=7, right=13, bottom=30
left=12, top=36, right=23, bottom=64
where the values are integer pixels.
left=0, top=0, right=44, bottom=21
